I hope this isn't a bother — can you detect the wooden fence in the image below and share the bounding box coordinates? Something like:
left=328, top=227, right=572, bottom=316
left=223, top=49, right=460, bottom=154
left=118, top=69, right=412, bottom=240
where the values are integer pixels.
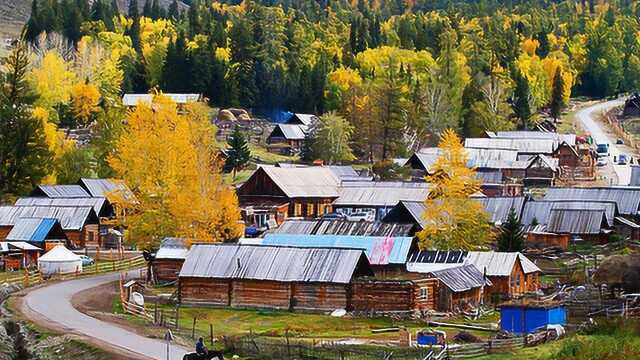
left=445, top=337, right=525, bottom=359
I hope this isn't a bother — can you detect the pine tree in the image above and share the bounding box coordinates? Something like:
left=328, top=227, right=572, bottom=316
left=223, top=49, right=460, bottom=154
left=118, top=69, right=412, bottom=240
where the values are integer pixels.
left=225, top=126, right=251, bottom=178
left=129, top=0, right=140, bottom=17
left=0, top=41, right=52, bottom=201
left=168, top=0, right=179, bottom=20
left=142, top=0, right=152, bottom=18
left=151, top=0, right=161, bottom=19
left=497, top=208, right=525, bottom=252
left=25, top=0, right=42, bottom=42
left=550, top=68, right=565, bottom=122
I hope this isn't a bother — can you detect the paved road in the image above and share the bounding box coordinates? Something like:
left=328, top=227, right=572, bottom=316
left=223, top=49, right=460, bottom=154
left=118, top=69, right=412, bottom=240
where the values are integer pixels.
left=575, top=99, right=629, bottom=185
left=23, top=272, right=190, bottom=360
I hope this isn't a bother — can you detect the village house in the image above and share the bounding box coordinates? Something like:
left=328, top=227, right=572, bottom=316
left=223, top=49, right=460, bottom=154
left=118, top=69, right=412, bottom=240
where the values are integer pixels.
left=333, top=181, right=430, bottom=221
left=406, top=250, right=541, bottom=300
left=245, top=233, right=414, bottom=279
left=0, top=241, right=42, bottom=270
left=415, top=265, right=491, bottom=313
left=237, top=166, right=340, bottom=227
left=0, top=206, right=99, bottom=248
left=544, top=187, right=640, bottom=220
left=5, top=217, right=67, bottom=250
left=149, top=237, right=189, bottom=283
left=266, top=113, right=318, bottom=155
left=178, top=244, right=375, bottom=311
left=524, top=154, right=560, bottom=186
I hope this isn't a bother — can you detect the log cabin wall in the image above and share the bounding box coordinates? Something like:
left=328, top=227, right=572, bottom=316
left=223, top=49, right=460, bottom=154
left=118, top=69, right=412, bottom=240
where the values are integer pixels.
left=179, top=277, right=230, bottom=305
left=351, top=280, right=415, bottom=312
left=292, top=283, right=348, bottom=311
left=153, top=259, right=185, bottom=282
left=413, top=278, right=438, bottom=312
left=231, top=280, right=291, bottom=310
left=0, top=226, right=10, bottom=240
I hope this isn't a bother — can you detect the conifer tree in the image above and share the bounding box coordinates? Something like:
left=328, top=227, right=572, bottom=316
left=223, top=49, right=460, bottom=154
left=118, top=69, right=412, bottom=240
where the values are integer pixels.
left=550, top=68, right=565, bottom=122
left=168, top=0, right=179, bottom=20
left=511, top=67, right=533, bottom=129
left=25, top=0, right=42, bottom=42
left=0, top=41, right=52, bottom=201
left=497, top=208, right=525, bottom=252
left=142, top=0, right=152, bottom=18
left=128, top=0, right=140, bottom=17
left=225, top=126, right=251, bottom=178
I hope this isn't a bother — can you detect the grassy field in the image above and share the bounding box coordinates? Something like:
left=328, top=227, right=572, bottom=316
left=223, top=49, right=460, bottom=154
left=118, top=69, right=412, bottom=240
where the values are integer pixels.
left=249, top=144, right=299, bottom=164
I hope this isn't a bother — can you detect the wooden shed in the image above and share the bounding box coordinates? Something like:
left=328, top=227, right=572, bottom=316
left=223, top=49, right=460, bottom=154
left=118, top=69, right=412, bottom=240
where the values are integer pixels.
left=151, top=237, right=189, bottom=283
left=178, top=244, right=374, bottom=312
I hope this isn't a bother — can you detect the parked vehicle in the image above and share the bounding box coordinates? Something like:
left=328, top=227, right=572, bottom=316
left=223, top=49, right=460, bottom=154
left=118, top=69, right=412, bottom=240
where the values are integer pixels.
left=597, top=157, right=608, bottom=166
left=616, top=138, right=625, bottom=145
left=79, top=255, right=94, bottom=266
left=321, top=213, right=347, bottom=221
left=619, top=154, right=629, bottom=165
left=596, top=143, right=610, bottom=157
left=347, top=212, right=375, bottom=222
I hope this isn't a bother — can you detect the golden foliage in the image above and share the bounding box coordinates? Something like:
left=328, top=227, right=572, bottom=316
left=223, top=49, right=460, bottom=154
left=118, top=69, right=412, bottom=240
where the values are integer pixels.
left=28, top=51, right=76, bottom=114
left=109, top=95, right=242, bottom=249
left=417, top=129, right=494, bottom=250
left=71, top=82, right=101, bottom=126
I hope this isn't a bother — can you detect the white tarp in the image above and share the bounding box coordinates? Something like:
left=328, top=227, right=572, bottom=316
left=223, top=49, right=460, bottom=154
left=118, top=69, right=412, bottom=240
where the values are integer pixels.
left=38, top=245, right=82, bottom=275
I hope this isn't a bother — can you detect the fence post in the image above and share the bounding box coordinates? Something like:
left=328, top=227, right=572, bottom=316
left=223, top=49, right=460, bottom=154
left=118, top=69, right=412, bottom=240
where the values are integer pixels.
left=154, top=301, right=158, bottom=324
left=285, top=329, right=290, bottom=359
left=210, top=324, right=214, bottom=345
left=192, top=317, right=197, bottom=339
left=175, top=306, right=180, bottom=330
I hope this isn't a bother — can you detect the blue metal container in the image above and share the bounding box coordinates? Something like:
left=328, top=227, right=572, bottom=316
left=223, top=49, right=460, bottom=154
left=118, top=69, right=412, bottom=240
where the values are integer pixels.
left=500, top=304, right=567, bottom=335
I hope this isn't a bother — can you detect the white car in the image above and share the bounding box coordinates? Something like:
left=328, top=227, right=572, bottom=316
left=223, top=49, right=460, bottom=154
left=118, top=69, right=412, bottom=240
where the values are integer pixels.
left=597, top=157, right=608, bottom=166
left=347, top=212, right=375, bottom=222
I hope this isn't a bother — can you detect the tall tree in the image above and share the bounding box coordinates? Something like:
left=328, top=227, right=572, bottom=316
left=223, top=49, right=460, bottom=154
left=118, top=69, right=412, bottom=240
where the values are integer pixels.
left=0, top=41, right=52, bottom=201
left=549, top=68, right=565, bottom=122
left=511, top=67, right=533, bottom=129
left=128, top=0, right=139, bottom=17
left=371, top=56, right=407, bottom=160
left=497, top=208, right=525, bottom=252
left=417, top=129, right=494, bottom=250
left=25, top=0, right=42, bottom=42
left=311, top=111, right=355, bottom=164
left=225, top=126, right=251, bottom=178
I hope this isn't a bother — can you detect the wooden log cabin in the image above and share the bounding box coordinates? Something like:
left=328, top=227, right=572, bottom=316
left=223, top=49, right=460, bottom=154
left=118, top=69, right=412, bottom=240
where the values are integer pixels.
left=150, top=237, right=189, bottom=283
left=406, top=250, right=541, bottom=300
left=0, top=206, right=99, bottom=249
left=178, top=244, right=375, bottom=311
left=237, top=166, right=340, bottom=223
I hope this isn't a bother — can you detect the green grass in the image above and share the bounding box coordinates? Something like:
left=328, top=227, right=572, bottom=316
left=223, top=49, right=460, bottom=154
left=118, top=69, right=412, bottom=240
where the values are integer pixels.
left=223, top=169, right=254, bottom=185
left=249, top=144, right=299, bottom=164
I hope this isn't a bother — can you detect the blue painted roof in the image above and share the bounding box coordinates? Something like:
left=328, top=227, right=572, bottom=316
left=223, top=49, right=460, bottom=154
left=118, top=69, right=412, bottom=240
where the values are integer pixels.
left=262, top=234, right=414, bottom=265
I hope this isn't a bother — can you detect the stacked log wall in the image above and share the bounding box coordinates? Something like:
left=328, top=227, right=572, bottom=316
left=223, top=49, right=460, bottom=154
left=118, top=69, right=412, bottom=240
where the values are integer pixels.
left=351, top=280, right=415, bottom=312
left=179, top=277, right=230, bottom=305
left=292, top=283, right=348, bottom=311
left=231, top=280, right=291, bottom=310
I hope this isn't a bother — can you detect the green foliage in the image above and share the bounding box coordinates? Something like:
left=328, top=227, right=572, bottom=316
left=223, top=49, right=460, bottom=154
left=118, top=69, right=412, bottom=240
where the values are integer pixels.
left=497, top=208, right=525, bottom=252
left=550, top=68, right=565, bottom=121
left=371, top=160, right=409, bottom=181
left=310, top=111, right=355, bottom=164
left=225, top=126, right=251, bottom=177
left=552, top=319, right=640, bottom=360
left=511, top=67, right=533, bottom=129
left=0, top=41, right=52, bottom=201
left=55, top=146, right=95, bottom=184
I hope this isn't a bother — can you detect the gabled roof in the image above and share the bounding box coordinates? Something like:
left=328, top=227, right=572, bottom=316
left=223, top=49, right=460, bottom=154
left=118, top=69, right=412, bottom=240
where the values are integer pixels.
left=0, top=206, right=97, bottom=230
left=179, top=244, right=371, bottom=284
left=288, top=113, right=318, bottom=126
left=78, top=178, right=136, bottom=202
left=431, top=265, right=491, bottom=292
left=0, top=242, right=41, bottom=252
left=335, top=182, right=429, bottom=207
left=521, top=200, right=616, bottom=227
left=544, top=187, right=640, bottom=215
left=32, top=185, right=90, bottom=198
left=473, top=197, right=525, bottom=225
left=546, top=209, right=607, bottom=235
left=5, top=218, right=65, bottom=242
left=122, top=93, right=201, bottom=106
left=406, top=250, right=540, bottom=276
left=465, top=138, right=556, bottom=154
left=258, top=234, right=414, bottom=265
left=382, top=201, right=427, bottom=229
left=405, top=148, right=518, bottom=173
left=269, top=124, right=308, bottom=140
left=15, top=197, right=107, bottom=217
left=240, top=167, right=340, bottom=198
left=527, top=154, right=559, bottom=171
left=155, top=237, right=189, bottom=260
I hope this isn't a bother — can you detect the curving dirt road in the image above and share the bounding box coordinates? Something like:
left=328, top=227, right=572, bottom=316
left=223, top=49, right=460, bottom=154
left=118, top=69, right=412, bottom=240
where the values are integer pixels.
left=21, top=272, right=189, bottom=360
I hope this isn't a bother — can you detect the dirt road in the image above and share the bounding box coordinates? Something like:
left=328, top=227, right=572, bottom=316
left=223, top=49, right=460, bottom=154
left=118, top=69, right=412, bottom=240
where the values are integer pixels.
left=21, top=272, right=190, bottom=360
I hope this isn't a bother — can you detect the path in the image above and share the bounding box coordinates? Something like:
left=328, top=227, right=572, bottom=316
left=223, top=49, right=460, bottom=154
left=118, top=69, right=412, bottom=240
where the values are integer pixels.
left=575, top=99, right=629, bottom=185
left=22, top=272, right=189, bottom=360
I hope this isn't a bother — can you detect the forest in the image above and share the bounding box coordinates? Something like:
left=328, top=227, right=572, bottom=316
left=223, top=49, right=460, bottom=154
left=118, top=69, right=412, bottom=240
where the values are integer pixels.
left=4, top=0, right=640, bottom=186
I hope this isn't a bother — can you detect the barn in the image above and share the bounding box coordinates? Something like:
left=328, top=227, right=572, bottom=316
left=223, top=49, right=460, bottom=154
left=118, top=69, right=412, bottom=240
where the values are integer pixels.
left=150, top=237, right=189, bottom=283
left=178, top=244, right=375, bottom=311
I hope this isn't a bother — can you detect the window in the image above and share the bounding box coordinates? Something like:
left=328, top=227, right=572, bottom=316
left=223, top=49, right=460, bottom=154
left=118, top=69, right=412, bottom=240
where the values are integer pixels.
left=516, top=274, right=521, bottom=288
left=307, top=203, right=314, bottom=217
left=294, top=203, right=302, bottom=217
left=419, top=287, right=428, bottom=301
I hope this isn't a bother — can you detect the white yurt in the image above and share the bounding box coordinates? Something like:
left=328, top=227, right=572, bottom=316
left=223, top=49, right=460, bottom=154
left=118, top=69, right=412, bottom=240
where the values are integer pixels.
left=38, top=245, right=82, bottom=275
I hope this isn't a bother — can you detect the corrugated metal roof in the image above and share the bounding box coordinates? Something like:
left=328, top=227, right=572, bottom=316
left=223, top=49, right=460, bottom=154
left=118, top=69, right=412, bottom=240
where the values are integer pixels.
left=5, top=218, right=58, bottom=241
left=260, top=234, right=413, bottom=265
left=179, top=244, right=368, bottom=284
left=156, top=237, right=189, bottom=260
left=615, top=216, right=640, bottom=229
left=631, top=166, right=640, bottom=186
left=406, top=250, right=540, bottom=276
left=15, top=197, right=106, bottom=215
left=546, top=209, right=606, bottom=234
left=521, top=200, right=616, bottom=227
left=0, top=241, right=41, bottom=252
left=473, top=197, right=525, bottom=224
left=34, top=185, right=90, bottom=198
left=327, top=166, right=360, bottom=179
left=406, top=148, right=518, bottom=173
left=122, top=93, right=201, bottom=106
left=255, top=167, right=340, bottom=198
left=431, top=265, right=491, bottom=292
left=335, top=182, right=429, bottom=207
left=290, top=113, right=317, bottom=126
left=491, top=131, right=576, bottom=146
left=0, top=206, right=96, bottom=230
left=465, top=138, right=556, bottom=154
left=395, top=201, right=427, bottom=229
left=271, top=220, right=413, bottom=237
left=475, top=170, right=503, bottom=184
left=544, top=187, right=640, bottom=215
left=273, top=124, right=308, bottom=140
left=78, top=178, right=136, bottom=201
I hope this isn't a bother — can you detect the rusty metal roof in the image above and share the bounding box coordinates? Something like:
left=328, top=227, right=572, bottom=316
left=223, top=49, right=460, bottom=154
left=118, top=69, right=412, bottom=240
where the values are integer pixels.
left=179, top=244, right=369, bottom=284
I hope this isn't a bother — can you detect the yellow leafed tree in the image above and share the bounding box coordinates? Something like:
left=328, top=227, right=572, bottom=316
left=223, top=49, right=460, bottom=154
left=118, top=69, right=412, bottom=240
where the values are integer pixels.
left=417, top=129, right=494, bottom=250
left=71, top=82, right=101, bottom=126
left=109, top=95, right=243, bottom=249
